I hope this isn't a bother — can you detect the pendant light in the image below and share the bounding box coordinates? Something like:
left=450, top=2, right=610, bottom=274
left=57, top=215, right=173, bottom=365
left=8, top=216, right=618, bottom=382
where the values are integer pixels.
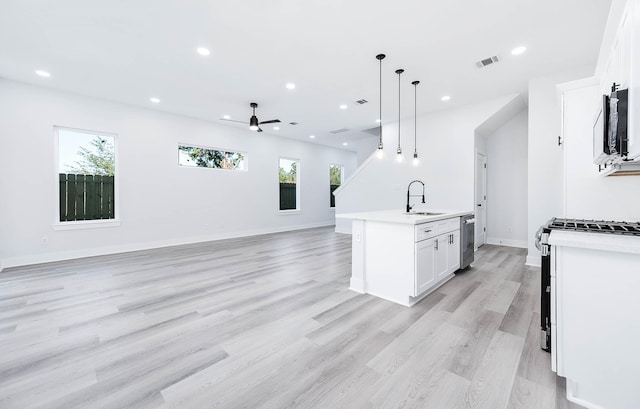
left=376, top=54, right=385, bottom=159
left=395, top=69, right=405, bottom=163
left=411, top=80, right=420, bottom=166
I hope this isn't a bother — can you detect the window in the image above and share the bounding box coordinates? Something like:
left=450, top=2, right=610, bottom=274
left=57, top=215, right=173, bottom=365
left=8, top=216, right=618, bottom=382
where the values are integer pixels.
left=329, top=164, right=343, bottom=208
left=56, top=127, right=116, bottom=222
left=178, top=144, right=246, bottom=170
left=279, top=158, right=299, bottom=211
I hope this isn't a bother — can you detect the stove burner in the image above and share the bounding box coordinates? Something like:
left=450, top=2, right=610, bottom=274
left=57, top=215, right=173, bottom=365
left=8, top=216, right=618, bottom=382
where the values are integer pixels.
left=548, top=218, right=640, bottom=236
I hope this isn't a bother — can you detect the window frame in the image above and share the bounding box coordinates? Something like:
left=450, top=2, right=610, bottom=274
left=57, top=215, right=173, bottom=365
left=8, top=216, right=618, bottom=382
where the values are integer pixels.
left=177, top=143, right=248, bottom=172
left=53, top=126, right=120, bottom=230
left=278, top=156, right=300, bottom=213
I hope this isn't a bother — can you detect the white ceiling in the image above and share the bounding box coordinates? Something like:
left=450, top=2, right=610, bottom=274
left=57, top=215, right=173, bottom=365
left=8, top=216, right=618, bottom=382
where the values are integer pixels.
left=0, top=0, right=612, bottom=150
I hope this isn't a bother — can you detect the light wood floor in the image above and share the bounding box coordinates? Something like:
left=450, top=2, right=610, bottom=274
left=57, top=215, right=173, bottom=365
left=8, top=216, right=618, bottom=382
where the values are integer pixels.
left=0, top=227, right=582, bottom=409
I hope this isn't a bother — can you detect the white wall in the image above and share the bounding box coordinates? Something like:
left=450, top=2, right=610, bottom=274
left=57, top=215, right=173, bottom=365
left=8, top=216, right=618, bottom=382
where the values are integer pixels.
left=486, top=109, right=528, bottom=248
left=526, top=67, right=593, bottom=266
left=334, top=94, right=519, bottom=233
left=0, top=79, right=357, bottom=268
left=562, top=80, right=640, bottom=220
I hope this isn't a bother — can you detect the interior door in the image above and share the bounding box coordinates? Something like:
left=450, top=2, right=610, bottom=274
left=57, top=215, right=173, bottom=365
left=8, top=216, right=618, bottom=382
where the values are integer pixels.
left=475, top=153, right=487, bottom=248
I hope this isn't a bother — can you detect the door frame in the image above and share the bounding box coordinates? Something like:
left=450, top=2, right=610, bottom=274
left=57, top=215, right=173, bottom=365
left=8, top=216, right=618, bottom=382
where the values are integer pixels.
left=475, top=152, right=487, bottom=249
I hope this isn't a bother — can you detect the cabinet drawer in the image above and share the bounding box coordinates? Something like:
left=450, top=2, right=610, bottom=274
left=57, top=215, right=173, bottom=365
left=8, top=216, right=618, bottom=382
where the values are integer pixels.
left=438, top=218, right=460, bottom=233
left=415, top=222, right=437, bottom=242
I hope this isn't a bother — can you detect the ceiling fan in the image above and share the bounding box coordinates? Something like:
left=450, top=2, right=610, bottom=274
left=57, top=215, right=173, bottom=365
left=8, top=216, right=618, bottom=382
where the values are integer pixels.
left=220, top=102, right=281, bottom=132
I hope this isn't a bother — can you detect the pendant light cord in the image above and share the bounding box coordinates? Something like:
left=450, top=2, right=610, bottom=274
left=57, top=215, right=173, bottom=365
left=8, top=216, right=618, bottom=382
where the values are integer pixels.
left=376, top=54, right=385, bottom=150
left=414, top=82, right=417, bottom=154
left=379, top=58, right=382, bottom=146
left=395, top=69, right=404, bottom=153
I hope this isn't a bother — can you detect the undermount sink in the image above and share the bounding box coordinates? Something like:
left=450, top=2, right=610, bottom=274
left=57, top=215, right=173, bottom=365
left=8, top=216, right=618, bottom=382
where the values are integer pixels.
left=403, top=212, right=444, bottom=216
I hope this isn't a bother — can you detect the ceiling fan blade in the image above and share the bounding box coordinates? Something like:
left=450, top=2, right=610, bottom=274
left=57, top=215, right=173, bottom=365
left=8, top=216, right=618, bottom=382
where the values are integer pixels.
left=220, top=118, right=249, bottom=124
left=258, top=119, right=281, bottom=125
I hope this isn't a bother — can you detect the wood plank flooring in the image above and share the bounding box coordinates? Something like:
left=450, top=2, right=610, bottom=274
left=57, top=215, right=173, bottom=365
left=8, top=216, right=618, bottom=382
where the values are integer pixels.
left=0, top=227, right=582, bottom=408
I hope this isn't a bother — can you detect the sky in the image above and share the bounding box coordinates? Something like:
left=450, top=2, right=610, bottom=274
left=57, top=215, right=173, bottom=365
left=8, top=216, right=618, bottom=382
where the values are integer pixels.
left=58, top=128, right=113, bottom=173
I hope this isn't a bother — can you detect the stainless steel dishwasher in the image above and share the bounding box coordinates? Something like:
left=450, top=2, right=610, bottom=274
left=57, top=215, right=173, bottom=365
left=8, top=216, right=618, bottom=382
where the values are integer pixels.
left=460, top=214, right=475, bottom=269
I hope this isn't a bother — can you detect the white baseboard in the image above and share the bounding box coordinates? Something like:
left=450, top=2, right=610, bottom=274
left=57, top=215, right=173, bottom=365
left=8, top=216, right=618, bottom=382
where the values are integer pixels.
left=525, top=254, right=541, bottom=267
left=486, top=237, right=527, bottom=248
left=2, top=222, right=335, bottom=269
left=334, top=218, right=352, bottom=234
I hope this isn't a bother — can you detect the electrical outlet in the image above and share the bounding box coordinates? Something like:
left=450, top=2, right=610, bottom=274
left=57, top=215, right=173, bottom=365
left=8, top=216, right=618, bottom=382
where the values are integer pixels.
left=40, top=236, right=48, bottom=245
left=508, top=226, right=513, bottom=233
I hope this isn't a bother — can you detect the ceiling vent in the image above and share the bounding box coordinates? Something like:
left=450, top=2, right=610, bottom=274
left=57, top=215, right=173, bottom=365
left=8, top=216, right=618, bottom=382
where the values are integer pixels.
left=289, top=122, right=299, bottom=125
left=355, top=99, right=368, bottom=104
left=329, top=128, right=349, bottom=134
left=475, top=55, right=500, bottom=69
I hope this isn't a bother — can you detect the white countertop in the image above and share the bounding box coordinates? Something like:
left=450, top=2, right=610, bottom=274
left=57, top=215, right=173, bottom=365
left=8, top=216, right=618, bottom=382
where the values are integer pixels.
left=335, top=209, right=473, bottom=225
left=549, top=230, right=640, bottom=254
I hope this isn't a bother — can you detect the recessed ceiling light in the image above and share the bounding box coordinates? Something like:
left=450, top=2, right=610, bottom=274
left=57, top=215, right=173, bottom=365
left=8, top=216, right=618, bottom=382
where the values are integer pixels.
left=441, top=95, right=451, bottom=102
left=309, top=135, right=316, bottom=139
left=35, top=70, right=51, bottom=78
left=196, top=47, right=211, bottom=56
left=273, top=126, right=280, bottom=130
left=223, top=115, right=231, bottom=119
left=511, top=46, right=527, bottom=56
left=150, top=97, right=160, bottom=103
left=286, top=83, right=296, bottom=90
left=340, top=104, right=348, bottom=110
left=342, top=142, right=348, bottom=146
left=376, top=118, right=381, bottom=123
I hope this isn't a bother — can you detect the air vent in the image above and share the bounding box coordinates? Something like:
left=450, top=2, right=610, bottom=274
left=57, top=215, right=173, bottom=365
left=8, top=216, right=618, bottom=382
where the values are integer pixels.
left=329, top=128, right=349, bottom=134
left=355, top=99, right=368, bottom=104
left=475, top=55, right=500, bottom=69
left=289, top=122, right=298, bottom=125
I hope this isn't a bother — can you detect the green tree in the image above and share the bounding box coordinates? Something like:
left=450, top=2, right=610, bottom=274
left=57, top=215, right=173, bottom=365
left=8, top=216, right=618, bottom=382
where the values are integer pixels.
left=329, top=165, right=342, bottom=185
left=179, top=146, right=244, bottom=170
left=279, top=161, right=297, bottom=183
left=67, top=136, right=115, bottom=176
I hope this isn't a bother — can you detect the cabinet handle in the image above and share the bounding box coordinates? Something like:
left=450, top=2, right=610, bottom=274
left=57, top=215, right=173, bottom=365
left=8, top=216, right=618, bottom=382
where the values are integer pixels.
left=423, top=229, right=432, bottom=233
left=435, top=239, right=438, bottom=250
left=449, top=234, right=452, bottom=244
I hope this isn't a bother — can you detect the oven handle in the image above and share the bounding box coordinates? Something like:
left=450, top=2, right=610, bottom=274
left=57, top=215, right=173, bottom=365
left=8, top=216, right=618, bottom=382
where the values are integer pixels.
left=535, top=226, right=543, bottom=251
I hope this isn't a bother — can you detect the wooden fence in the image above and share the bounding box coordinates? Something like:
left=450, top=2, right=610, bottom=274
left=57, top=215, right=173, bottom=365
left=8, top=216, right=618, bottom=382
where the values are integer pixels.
left=279, top=183, right=296, bottom=210
left=59, top=173, right=114, bottom=221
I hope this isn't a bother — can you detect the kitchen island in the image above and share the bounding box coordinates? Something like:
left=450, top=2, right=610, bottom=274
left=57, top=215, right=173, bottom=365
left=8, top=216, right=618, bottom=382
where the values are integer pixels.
left=336, top=209, right=473, bottom=307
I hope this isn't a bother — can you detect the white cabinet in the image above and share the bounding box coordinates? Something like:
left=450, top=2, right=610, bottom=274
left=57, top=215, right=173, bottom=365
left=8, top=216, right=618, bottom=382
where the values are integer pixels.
left=415, top=238, right=436, bottom=295
left=549, top=233, right=640, bottom=409
left=448, top=230, right=461, bottom=273
left=434, top=234, right=449, bottom=280
left=414, top=224, right=461, bottom=296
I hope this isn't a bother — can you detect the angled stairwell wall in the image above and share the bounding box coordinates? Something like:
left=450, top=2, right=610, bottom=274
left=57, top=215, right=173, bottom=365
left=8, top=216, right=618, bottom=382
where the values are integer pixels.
left=334, top=94, right=523, bottom=234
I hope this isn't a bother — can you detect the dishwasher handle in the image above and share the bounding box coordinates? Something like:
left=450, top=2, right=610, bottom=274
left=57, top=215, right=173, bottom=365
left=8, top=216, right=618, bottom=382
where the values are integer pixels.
left=464, top=218, right=476, bottom=225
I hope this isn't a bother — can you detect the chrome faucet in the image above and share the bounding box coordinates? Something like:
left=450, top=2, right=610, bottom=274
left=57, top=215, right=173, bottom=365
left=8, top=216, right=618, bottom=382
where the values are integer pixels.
left=406, top=180, right=425, bottom=213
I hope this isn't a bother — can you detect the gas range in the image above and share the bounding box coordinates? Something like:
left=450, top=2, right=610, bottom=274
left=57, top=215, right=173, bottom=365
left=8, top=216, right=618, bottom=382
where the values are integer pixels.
left=535, top=217, right=640, bottom=353
left=545, top=218, right=640, bottom=236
